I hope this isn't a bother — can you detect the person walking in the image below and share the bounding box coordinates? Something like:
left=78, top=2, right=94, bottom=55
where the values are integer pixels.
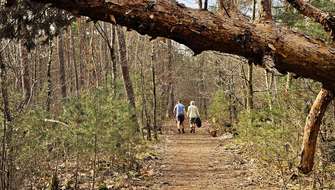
left=187, top=101, right=200, bottom=133
left=173, top=100, right=185, bottom=134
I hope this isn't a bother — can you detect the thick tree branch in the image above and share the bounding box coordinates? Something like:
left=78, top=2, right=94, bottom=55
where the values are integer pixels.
left=286, top=0, right=335, bottom=38
left=30, top=0, right=335, bottom=87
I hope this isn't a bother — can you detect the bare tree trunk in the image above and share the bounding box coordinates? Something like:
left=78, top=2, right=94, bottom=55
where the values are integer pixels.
left=285, top=73, right=292, bottom=94
left=95, top=23, right=118, bottom=95
left=111, top=25, right=118, bottom=96
left=198, top=0, right=202, bottom=9
left=66, top=28, right=74, bottom=95
left=102, top=22, right=109, bottom=89
left=246, top=62, right=254, bottom=111
left=70, top=22, right=80, bottom=96
left=299, top=88, right=334, bottom=174
left=204, top=0, right=208, bottom=10
left=264, top=69, right=275, bottom=123
left=46, top=40, right=53, bottom=112
left=165, top=40, right=174, bottom=118
left=139, top=53, right=151, bottom=140
left=20, top=41, right=31, bottom=104
left=0, top=51, right=13, bottom=190
left=151, top=43, right=158, bottom=140
left=116, top=27, right=140, bottom=131
left=78, top=19, right=86, bottom=90
left=199, top=55, right=207, bottom=118
left=58, top=32, right=67, bottom=99
left=89, top=23, right=99, bottom=87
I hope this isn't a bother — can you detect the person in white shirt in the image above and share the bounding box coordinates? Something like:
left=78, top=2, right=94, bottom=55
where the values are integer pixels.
left=187, top=101, right=200, bottom=133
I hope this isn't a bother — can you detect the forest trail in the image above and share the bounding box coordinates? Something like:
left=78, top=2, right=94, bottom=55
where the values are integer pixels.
left=151, top=121, right=274, bottom=190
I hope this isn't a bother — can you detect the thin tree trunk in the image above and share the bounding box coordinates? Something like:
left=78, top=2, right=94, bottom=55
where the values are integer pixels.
left=102, top=22, right=109, bottom=89
left=299, top=88, right=334, bottom=174
left=111, top=25, right=117, bottom=96
left=78, top=19, right=85, bottom=89
left=90, top=23, right=99, bottom=87
left=285, top=73, right=292, bottom=94
left=204, top=0, right=208, bottom=10
left=246, top=61, right=254, bottom=127
left=200, top=57, right=207, bottom=118
left=74, top=122, right=80, bottom=190
left=165, top=40, right=174, bottom=118
left=20, top=41, right=31, bottom=104
left=91, top=132, right=97, bottom=190
left=252, top=0, right=257, bottom=20
left=139, top=53, right=151, bottom=140
left=151, top=43, right=158, bottom=140
left=264, top=69, right=274, bottom=122
left=46, top=40, right=53, bottom=112
left=58, top=32, right=67, bottom=99
left=246, top=62, right=254, bottom=111
left=0, top=51, right=13, bottom=190
left=70, top=25, right=80, bottom=96
left=198, top=0, right=202, bottom=9
left=66, top=27, right=74, bottom=95
left=116, top=27, right=140, bottom=131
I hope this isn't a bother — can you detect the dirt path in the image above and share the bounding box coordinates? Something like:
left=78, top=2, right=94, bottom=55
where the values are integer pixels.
left=152, top=122, right=271, bottom=190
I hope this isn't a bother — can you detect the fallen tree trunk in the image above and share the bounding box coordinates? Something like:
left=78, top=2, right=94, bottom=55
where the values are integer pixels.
left=299, top=88, right=334, bottom=174
left=30, top=0, right=335, bottom=87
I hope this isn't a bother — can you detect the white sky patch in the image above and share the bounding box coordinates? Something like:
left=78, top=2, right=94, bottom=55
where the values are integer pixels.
left=178, top=0, right=217, bottom=8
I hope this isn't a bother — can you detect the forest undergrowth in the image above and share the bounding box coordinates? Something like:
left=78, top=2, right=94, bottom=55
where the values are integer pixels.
left=209, top=86, right=335, bottom=189
left=3, top=88, right=159, bottom=190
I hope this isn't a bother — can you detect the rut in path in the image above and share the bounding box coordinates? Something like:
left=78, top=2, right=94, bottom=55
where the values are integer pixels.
left=153, top=122, right=274, bottom=190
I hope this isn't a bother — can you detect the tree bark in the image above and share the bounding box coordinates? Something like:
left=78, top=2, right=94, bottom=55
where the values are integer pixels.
left=110, top=25, right=118, bottom=96
left=46, top=40, right=53, bottom=112
left=285, top=73, right=292, bottom=94
left=20, top=41, right=31, bottom=104
left=66, top=27, right=74, bottom=94
left=246, top=62, right=254, bottom=111
left=285, top=0, right=335, bottom=174
left=165, top=40, right=174, bottom=118
left=286, top=0, right=335, bottom=38
left=151, top=43, right=158, bottom=140
left=259, top=0, right=272, bottom=22
left=198, top=0, right=202, bottom=9
left=204, top=0, right=208, bottom=10
left=0, top=51, right=13, bottom=190
left=139, top=51, right=151, bottom=140
left=116, top=27, right=140, bottom=131
left=299, top=88, right=334, bottom=174
left=70, top=22, right=80, bottom=96
left=58, top=32, right=67, bottom=99
left=78, top=19, right=86, bottom=90
left=31, top=0, right=335, bottom=88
